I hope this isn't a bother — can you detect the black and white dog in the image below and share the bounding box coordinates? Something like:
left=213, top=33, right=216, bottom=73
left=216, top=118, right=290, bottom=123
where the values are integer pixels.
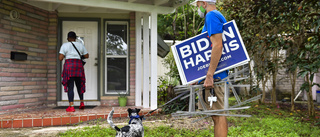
left=107, top=108, right=144, bottom=137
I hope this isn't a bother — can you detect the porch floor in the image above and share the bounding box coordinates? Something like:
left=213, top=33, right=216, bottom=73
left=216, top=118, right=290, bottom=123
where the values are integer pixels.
left=0, top=106, right=159, bottom=128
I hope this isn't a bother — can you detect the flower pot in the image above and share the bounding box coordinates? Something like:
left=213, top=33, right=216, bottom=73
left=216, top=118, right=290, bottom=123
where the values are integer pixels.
left=118, top=97, right=127, bottom=107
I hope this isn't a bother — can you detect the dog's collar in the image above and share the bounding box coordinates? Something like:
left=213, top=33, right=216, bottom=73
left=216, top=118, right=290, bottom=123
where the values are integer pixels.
left=129, top=115, right=141, bottom=124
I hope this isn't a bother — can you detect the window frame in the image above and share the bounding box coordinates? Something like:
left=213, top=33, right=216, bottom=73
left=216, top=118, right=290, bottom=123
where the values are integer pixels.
left=104, top=20, right=130, bottom=96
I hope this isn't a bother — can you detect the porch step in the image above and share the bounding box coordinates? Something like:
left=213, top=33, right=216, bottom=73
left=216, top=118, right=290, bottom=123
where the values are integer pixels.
left=0, top=106, right=160, bottom=128
left=57, top=101, right=101, bottom=106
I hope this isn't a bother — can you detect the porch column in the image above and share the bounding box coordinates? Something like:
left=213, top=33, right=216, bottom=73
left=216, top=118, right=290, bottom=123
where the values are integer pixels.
left=135, top=12, right=142, bottom=106
left=150, top=12, right=158, bottom=109
left=143, top=13, right=150, bottom=108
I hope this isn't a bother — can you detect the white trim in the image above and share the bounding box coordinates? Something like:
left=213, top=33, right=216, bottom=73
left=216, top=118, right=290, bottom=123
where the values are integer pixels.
left=135, top=12, right=142, bottom=107
left=80, top=6, right=89, bottom=11
left=143, top=13, right=150, bottom=108
left=155, top=0, right=169, bottom=6
left=150, top=12, right=158, bottom=110
left=49, top=3, right=61, bottom=11
left=30, top=0, right=178, bottom=14
left=128, top=0, right=138, bottom=3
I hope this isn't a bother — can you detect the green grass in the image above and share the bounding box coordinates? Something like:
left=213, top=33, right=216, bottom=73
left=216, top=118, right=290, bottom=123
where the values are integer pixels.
left=59, top=125, right=214, bottom=137
left=228, top=115, right=319, bottom=137
left=59, top=102, right=320, bottom=137
left=59, top=125, right=116, bottom=137
left=227, top=102, right=320, bottom=137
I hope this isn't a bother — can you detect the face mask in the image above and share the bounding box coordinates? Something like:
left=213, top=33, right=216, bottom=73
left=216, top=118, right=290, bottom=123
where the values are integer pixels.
left=197, top=6, right=206, bottom=18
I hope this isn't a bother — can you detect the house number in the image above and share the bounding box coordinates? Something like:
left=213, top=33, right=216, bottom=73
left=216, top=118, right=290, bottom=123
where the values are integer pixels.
left=10, top=10, right=20, bottom=20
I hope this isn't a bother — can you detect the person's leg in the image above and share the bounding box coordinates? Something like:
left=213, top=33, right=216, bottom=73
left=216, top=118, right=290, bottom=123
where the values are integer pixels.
left=198, top=88, right=211, bottom=110
left=211, top=83, right=228, bottom=137
left=74, top=77, right=84, bottom=101
left=74, top=77, right=85, bottom=109
left=212, top=116, right=228, bottom=137
left=67, top=77, right=75, bottom=105
left=67, top=77, right=75, bottom=112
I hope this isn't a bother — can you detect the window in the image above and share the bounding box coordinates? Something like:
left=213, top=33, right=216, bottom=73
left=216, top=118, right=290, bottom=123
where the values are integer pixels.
left=105, top=21, right=129, bottom=95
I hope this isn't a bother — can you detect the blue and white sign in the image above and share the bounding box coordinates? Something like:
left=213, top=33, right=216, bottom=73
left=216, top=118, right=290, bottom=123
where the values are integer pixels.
left=172, top=20, right=250, bottom=85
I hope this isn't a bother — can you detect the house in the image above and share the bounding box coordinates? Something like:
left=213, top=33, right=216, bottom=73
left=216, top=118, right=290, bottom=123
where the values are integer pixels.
left=0, top=0, right=190, bottom=113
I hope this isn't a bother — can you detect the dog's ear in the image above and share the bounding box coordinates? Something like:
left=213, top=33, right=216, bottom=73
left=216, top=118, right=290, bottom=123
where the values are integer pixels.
left=128, top=108, right=132, bottom=116
left=127, top=108, right=132, bottom=112
left=135, top=108, right=141, bottom=114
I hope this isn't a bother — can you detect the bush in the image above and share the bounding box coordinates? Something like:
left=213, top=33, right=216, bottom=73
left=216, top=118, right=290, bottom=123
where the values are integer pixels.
left=158, top=76, right=188, bottom=114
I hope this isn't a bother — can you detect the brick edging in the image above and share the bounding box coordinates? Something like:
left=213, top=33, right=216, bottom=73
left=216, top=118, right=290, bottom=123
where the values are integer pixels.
left=0, top=110, right=159, bottom=128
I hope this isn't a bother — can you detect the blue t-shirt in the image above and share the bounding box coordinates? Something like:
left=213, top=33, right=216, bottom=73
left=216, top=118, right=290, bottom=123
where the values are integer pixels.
left=201, top=10, right=228, bottom=81
left=202, top=10, right=227, bottom=36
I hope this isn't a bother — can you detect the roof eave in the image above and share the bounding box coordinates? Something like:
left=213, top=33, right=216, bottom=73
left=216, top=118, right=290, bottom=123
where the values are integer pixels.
left=22, top=0, right=190, bottom=14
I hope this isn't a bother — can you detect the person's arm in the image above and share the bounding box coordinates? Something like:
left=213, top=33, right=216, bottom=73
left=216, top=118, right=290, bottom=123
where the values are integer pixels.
left=59, top=54, right=65, bottom=61
left=81, top=43, right=89, bottom=59
left=83, top=53, right=89, bottom=59
left=59, top=44, right=66, bottom=61
left=203, top=33, right=223, bottom=88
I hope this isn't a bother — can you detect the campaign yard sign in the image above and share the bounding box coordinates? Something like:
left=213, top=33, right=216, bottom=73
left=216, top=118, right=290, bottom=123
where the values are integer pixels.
left=172, top=20, right=250, bottom=85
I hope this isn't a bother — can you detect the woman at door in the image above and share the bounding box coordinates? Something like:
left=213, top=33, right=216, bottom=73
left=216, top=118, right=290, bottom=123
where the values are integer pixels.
left=59, top=31, right=89, bottom=112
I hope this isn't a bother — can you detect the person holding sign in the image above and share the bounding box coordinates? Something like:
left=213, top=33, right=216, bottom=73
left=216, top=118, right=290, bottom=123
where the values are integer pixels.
left=191, top=0, right=228, bottom=136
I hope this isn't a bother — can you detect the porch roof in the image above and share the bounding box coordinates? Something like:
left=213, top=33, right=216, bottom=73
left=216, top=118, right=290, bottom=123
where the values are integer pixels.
left=19, top=0, right=189, bottom=14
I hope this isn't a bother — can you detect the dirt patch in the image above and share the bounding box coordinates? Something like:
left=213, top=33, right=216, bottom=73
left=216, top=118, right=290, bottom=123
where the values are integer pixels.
left=0, top=127, right=58, bottom=137
left=96, top=114, right=215, bottom=130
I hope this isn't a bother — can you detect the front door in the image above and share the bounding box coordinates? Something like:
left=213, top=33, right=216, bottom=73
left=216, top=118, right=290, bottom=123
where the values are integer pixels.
left=61, top=21, right=98, bottom=101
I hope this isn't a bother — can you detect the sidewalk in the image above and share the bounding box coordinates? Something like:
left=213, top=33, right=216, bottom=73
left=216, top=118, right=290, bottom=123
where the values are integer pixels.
left=0, top=106, right=159, bottom=128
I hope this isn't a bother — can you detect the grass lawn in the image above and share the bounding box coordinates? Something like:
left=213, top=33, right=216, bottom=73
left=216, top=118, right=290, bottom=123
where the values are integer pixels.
left=227, top=103, right=320, bottom=137
left=59, top=101, right=320, bottom=137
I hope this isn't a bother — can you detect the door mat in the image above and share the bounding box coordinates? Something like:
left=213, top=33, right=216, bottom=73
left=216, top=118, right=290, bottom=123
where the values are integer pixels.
left=53, top=106, right=97, bottom=109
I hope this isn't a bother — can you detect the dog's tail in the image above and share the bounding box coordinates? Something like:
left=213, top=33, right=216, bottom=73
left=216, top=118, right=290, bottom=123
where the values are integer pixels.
left=107, top=108, right=121, bottom=131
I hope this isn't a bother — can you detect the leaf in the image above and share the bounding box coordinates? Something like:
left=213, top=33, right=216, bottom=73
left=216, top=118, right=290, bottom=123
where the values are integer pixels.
left=298, top=71, right=308, bottom=78
left=310, top=73, right=314, bottom=82
left=313, top=83, right=320, bottom=88
left=300, top=82, right=310, bottom=92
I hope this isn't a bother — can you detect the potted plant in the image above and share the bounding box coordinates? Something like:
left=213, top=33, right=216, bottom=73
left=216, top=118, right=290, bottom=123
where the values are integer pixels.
left=118, top=92, right=127, bottom=107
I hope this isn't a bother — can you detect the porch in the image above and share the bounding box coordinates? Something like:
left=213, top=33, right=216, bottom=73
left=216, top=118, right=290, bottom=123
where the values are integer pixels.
left=0, top=106, right=160, bottom=128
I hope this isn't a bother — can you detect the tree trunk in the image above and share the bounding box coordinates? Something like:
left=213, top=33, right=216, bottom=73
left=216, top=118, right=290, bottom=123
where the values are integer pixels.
left=271, top=51, right=278, bottom=105
left=182, top=5, right=187, bottom=39
left=262, top=78, right=266, bottom=103
left=272, top=73, right=276, bottom=105
left=306, top=74, right=315, bottom=116
left=192, top=7, right=196, bottom=35
left=261, top=60, right=267, bottom=104
left=172, top=10, right=177, bottom=44
left=167, top=85, right=175, bottom=101
left=290, top=69, right=297, bottom=112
